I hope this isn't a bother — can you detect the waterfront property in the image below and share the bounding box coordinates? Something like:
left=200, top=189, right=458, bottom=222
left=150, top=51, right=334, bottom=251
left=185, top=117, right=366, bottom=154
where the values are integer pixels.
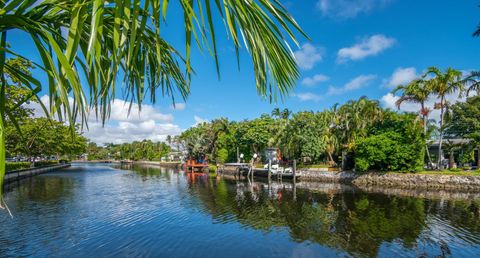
left=1, top=163, right=480, bottom=257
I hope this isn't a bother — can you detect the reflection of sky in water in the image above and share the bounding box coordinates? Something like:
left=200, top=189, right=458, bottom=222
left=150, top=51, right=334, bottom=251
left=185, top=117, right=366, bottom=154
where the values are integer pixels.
left=0, top=163, right=479, bottom=257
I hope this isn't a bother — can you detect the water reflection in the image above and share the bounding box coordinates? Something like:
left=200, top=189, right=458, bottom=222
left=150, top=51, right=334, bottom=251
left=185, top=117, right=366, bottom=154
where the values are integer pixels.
left=1, top=164, right=479, bottom=257
left=179, top=169, right=480, bottom=257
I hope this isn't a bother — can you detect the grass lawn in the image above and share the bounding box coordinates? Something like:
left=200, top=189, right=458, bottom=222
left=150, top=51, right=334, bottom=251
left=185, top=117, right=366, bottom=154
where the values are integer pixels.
left=297, top=164, right=330, bottom=169
left=385, top=170, right=480, bottom=176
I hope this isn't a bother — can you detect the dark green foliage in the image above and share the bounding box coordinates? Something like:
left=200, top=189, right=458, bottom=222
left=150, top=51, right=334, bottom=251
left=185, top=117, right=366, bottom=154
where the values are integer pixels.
left=5, top=117, right=87, bottom=159
left=6, top=162, right=31, bottom=172
left=355, top=113, right=425, bottom=172
left=87, top=140, right=171, bottom=161
left=216, top=148, right=229, bottom=164
left=446, top=96, right=480, bottom=144
left=33, top=160, right=59, bottom=167
left=278, top=111, right=327, bottom=162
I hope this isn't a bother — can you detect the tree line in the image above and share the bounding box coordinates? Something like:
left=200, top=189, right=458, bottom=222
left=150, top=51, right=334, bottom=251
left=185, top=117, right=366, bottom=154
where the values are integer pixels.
left=179, top=67, right=480, bottom=172
left=5, top=59, right=87, bottom=161
left=86, top=141, right=171, bottom=161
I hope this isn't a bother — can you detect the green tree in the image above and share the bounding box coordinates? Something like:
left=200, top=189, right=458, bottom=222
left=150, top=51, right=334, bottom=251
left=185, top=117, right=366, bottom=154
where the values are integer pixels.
left=6, top=117, right=87, bottom=159
left=278, top=111, right=327, bottom=162
left=425, top=67, right=465, bottom=169
left=0, top=0, right=307, bottom=198
left=4, top=58, right=36, bottom=121
left=355, top=112, right=425, bottom=172
left=462, top=71, right=480, bottom=96
left=393, top=79, right=434, bottom=167
left=236, top=115, right=277, bottom=156
left=445, top=96, right=480, bottom=167
left=271, top=108, right=281, bottom=119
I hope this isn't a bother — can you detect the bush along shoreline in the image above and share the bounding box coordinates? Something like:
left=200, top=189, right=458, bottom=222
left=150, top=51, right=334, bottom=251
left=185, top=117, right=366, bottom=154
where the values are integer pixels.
left=6, top=160, right=62, bottom=172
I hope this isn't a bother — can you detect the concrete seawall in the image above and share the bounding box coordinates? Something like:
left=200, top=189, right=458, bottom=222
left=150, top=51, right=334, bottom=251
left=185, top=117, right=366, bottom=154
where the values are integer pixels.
left=132, top=161, right=182, bottom=168
left=299, top=170, right=480, bottom=190
left=221, top=166, right=480, bottom=190
left=4, top=164, right=71, bottom=185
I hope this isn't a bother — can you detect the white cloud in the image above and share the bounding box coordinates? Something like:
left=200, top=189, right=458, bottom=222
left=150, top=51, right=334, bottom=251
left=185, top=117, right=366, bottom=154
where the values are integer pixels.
left=381, top=91, right=474, bottom=123
left=171, top=103, right=186, bottom=110
left=301, top=74, right=330, bottom=87
left=294, top=43, right=323, bottom=70
left=384, top=67, right=418, bottom=88
left=26, top=95, right=182, bottom=144
left=296, top=92, right=322, bottom=102
left=337, top=34, right=395, bottom=63
left=193, top=115, right=208, bottom=126
left=316, top=0, right=393, bottom=20
left=83, top=120, right=182, bottom=145
left=327, top=74, right=377, bottom=95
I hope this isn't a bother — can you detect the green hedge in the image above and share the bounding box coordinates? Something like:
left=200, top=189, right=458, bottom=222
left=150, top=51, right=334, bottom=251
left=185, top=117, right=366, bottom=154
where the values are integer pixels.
left=33, top=160, right=59, bottom=167
left=355, top=131, right=424, bottom=173
left=6, top=162, right=32, bottom=172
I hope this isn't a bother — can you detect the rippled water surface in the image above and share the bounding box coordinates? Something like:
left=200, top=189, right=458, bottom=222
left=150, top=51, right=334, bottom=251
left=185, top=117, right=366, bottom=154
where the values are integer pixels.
left=1, top=163, right=480, bottom=257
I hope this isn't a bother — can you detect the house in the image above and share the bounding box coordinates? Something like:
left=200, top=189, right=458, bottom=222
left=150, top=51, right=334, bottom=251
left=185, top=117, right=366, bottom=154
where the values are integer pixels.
left=428, top=138, right=479, bottom=169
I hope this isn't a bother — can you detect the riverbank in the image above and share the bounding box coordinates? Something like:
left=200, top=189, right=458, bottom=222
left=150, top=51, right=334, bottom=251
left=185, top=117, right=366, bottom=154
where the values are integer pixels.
left=300, top=169, right=480, bottom=190
left=221, top=165, right=480, bottom=190
left=130, top=161, right=181, bottom=168
left=3, top=163, right=71, bottom=185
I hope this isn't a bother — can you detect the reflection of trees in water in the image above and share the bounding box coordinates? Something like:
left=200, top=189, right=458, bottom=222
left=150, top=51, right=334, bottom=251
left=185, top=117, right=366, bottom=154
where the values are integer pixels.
left=425, top=198, right=480, bottom=234
left=341, top=194, right=426, bottom=256
left=122, top=164, right=173, bottom=181
left=191, top=178, right=433, bottom=257
left=9, top=176, right=76, bottom=204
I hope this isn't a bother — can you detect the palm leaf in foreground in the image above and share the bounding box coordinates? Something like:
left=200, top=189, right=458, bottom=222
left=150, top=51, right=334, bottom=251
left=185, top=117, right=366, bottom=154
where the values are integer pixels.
left=0, top=0, right=307, bottom=200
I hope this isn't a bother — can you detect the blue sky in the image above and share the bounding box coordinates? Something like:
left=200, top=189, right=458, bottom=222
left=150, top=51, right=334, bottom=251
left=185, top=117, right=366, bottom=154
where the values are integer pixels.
left=12, top=0, right=480, bottom=144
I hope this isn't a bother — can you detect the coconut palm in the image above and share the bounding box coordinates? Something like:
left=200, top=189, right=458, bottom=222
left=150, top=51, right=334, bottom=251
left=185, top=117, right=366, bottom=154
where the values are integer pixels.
left=462, top=71, right=480, bottom=96
left=271, top=108, right=281, bottom=119
left=424, top=67, right=465, bottom=169
left=280, top=108, right=292, bottom=120
left=474, top=24, right=480, bottom=37
left=319, top=110, right=338, bottom=166
left=393, top=79, right=434, bottom=168
left=0, top=0, right=307, bottom=202
left=336, top=97, right=383, bottom=151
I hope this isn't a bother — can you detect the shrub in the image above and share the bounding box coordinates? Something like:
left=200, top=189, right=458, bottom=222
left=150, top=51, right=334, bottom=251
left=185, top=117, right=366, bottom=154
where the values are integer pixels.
left=355, top=131, right=424, bottom=172
left=6, top=162, right=32, bottom=172
left=355, top=112, right=425, bottom=173
left=33, top=160, right=59, bottom=167
left=216, top=148, right=229, bottom=164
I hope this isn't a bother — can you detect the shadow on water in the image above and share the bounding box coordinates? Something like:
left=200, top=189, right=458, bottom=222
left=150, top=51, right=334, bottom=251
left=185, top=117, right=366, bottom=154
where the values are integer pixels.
left=0, top=163, right=479, bottom=257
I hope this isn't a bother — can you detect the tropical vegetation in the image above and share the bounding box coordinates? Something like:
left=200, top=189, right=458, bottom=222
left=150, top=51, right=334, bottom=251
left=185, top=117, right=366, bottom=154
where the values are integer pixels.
left=178, top=97, right=426, bottom=172
left=0, top=0, right=307, bottom=199
left=86, top=141, right=171, bottom=161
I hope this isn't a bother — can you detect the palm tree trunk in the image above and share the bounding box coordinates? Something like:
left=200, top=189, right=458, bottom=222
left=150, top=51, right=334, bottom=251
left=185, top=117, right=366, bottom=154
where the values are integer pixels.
left=477, top=147, right=480, bottom=169
left=449, top=151, right=455, bottom=169
left=422, top=104, right=433, bottom=169
left=437, top=96, right=445, bottom=170
left=327, top=151, right=336, bottom=166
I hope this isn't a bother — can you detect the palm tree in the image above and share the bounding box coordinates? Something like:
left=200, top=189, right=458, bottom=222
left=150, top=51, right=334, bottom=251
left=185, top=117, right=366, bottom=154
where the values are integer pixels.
left=319, top=110, right=338, bottom=166
left=474, top=24, right=480, bottom=37
left=462, top=71, right=480, bottom=96
left=0, top=0, right=307, bottom=202
left=281, top=108, right=292, bottom=120
left=271, top=108, right=281, bottom=119
left=425, top=67, right=465, bottom=169
left=393, top=79, right=434, bottom=168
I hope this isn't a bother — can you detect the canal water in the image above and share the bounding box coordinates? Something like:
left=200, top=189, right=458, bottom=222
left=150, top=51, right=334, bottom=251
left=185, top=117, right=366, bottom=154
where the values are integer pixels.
left=1, top=163, right=480, bottom=257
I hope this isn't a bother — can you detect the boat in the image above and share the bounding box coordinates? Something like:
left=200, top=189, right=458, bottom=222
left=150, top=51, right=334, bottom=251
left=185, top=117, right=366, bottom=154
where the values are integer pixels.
left=252, top=164, right=298, bottom=180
